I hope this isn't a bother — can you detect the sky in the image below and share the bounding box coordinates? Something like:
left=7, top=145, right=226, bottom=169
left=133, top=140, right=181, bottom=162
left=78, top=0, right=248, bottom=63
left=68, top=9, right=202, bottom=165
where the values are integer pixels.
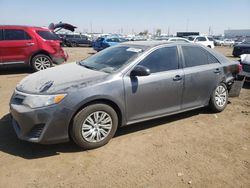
left=0, top=0, right=250, bottom=35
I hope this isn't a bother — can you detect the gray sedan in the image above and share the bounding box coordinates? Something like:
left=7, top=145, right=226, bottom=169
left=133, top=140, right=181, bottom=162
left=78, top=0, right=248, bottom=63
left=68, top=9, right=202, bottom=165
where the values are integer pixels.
left=10, top=41, right=241, bottom=149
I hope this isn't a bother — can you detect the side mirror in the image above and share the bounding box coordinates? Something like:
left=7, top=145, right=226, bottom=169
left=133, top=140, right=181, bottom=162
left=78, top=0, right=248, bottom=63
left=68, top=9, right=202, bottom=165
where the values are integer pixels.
left=130, top=65, right=151, bottom=77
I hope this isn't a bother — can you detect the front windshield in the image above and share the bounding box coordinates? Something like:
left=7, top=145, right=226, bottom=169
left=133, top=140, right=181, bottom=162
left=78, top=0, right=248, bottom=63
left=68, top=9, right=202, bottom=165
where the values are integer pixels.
left=79, top=46, right=143, bottom=73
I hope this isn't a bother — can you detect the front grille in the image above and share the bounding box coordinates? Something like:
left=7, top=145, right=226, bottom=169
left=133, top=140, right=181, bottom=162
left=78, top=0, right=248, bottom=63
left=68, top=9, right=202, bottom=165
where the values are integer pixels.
left=27, top=124, right=45, bottom=138
left=242, top=64, right=250, bottom=73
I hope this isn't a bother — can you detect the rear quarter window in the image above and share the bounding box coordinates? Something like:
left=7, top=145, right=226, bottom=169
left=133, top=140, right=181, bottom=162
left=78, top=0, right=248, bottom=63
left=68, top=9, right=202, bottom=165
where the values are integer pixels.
left=36, top=30, right=60, bottom=40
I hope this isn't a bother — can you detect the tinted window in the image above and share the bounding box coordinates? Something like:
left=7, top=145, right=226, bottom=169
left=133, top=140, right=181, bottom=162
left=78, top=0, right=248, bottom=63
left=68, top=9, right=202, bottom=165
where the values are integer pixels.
left=139, top=47, right=178, bottom=73
left=188, top=36, right=195, bottom=41
left=97, top=37, right=104, bottom=42
left=4, top=29, right=31, bottom=40
left=74, top=35, right=81, bottom=39
left=208, top=37, right=214, bottom=41
left=36, top=31, right=60, bottom=40
left=207, top=53, right=220, bottom=64
left=182, top=46, right=209, bottom=67
left=0, top=30, right=3, bottom=40
left=196, top=37, right=206, bottom=41
left=182, top=46, right=219, bottom=66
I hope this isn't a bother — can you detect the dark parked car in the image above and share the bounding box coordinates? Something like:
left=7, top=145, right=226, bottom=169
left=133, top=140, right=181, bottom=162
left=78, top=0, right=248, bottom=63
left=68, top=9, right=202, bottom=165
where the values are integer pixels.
left=233, top=40, right=250, bottom=57
left=240, top=54, right=250, bottom=82
left=0, top=25, right=68, bottom=71
left=10, top=41, right=241, bottom=149
left=61, top=34, right=92, bottom=47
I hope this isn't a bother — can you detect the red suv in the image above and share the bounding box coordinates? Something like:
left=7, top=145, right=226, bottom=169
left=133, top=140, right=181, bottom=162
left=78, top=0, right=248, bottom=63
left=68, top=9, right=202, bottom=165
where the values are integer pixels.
left=0, top=25, right=68, bottom=71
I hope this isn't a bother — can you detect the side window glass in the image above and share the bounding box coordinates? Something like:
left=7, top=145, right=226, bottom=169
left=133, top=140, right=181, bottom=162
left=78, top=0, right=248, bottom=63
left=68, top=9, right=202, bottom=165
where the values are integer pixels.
left=4, top=29, right=31, bottom=40
left=182, top=46, right=209, bottom=67
left=139, top=47, right=179, bottom=73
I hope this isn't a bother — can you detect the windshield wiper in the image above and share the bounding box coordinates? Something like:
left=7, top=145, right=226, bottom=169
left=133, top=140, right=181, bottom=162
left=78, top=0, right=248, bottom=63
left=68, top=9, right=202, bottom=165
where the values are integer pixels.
left=81, top=64, right=98, bottom=71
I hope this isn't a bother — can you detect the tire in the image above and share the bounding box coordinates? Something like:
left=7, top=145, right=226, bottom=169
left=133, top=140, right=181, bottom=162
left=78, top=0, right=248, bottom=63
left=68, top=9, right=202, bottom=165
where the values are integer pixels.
left=31, top=54, right=52, bottom=72
left=208, top=45, right=211, bottom=48
left=209, top=83, right=228, bottom=112
left=71, top=42, right=78, bottom=47
left=71, top=103, right=118, bottom=149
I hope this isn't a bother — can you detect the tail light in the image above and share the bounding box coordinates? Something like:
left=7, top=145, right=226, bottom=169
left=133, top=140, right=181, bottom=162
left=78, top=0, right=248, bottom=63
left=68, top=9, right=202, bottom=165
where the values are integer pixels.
left=236, top=63, right=242, bottom=73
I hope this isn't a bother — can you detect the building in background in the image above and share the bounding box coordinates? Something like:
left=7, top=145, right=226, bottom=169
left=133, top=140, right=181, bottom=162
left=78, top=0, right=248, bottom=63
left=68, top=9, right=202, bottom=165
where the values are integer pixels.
left=177, top=32, right=199, bottom=37
left=224, top=29, right=250, bottom=38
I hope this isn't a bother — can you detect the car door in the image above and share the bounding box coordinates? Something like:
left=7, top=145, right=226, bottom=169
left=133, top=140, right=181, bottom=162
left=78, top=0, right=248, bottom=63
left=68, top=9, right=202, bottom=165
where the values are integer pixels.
left=0, top=29, right=35, bottom=63
left=123, top=46, right=184, bottom=122
left=180, top=45, right=223, bottom=109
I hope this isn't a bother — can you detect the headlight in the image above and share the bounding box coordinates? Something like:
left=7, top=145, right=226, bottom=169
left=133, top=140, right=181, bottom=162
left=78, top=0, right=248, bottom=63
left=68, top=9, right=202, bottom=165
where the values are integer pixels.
left=22, top=94, right=67, bottom=108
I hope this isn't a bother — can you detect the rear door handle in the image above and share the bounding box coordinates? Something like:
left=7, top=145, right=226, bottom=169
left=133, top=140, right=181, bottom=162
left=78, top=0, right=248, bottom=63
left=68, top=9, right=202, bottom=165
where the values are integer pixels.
left=214, top=68, right=221, bottom=74
left=173, top=75, right=182, bottom=81
left=26, top=42, right=34, bottom=46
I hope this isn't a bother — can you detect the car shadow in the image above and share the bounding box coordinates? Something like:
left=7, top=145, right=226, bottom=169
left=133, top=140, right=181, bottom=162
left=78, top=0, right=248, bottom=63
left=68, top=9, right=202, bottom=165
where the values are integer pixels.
left=0, top=66, right=33, bottom=75
left=0, top=107, right=211, bottom=159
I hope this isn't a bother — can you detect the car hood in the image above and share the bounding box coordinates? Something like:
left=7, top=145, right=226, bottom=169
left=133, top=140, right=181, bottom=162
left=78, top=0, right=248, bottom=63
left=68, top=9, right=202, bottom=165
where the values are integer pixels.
left=16, top=63, right=109, bottom=94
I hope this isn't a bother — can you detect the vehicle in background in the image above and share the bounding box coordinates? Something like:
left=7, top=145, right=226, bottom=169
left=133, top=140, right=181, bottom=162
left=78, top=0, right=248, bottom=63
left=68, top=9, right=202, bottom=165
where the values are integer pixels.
left=233, top=39, right=250, bottom=57
left=0, top=25, right=68, bottom=71
left=153, top=36, right=190, bottom=43
left=240, top=54, right=250, bottom=82
left=10, top=41, right=242, bottom=149
left=187, top=36, right=215, bottom=48
left=92, top=36, right=127, bottom=51
left=222, top=39, right=235, bottom=47
left=60, top=33, right=92, bottom=47
left=131, top=35, right=148, bottom=41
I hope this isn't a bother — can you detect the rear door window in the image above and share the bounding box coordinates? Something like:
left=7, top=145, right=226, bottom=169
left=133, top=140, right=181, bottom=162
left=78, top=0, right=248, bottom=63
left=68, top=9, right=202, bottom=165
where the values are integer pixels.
left=182, top=46, right=209, bottom=67
left=139, top=46, right=179, bottom=73
left=4, top=29, right=31, bottom=40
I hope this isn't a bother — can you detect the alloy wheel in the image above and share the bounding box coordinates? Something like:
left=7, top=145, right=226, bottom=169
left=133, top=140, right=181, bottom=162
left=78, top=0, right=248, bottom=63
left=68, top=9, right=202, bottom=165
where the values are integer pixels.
left=81, top=111, right=112, bottom=143
left=34, top=57, right=51, bottom=70
left=215, top=85, right=227, bottom=107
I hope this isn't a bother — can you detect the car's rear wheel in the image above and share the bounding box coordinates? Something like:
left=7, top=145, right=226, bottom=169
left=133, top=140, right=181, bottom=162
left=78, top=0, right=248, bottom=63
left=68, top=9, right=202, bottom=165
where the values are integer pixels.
left=71, top=103, right=118, bottom=149
left=71, top=42, right=78, bottom=47
left=209, top=83, right=228, bottom=112
left=31, top=54, right=52, bottom=71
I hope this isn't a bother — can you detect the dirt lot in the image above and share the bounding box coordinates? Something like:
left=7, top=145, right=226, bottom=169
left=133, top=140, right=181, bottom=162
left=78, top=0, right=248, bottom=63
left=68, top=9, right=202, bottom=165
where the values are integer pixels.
left=0, top=46, right=249, bottom=188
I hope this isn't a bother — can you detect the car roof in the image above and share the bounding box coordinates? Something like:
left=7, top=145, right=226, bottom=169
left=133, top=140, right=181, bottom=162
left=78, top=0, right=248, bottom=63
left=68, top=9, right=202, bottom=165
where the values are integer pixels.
left=0, top=25, right=49, bottom=30
left=122, top=40, right=173, bottom=47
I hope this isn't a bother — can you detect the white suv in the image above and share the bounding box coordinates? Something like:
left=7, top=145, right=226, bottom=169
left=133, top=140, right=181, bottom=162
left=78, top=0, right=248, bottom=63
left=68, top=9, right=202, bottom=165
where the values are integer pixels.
left=187, top=36, right=215, bottom=48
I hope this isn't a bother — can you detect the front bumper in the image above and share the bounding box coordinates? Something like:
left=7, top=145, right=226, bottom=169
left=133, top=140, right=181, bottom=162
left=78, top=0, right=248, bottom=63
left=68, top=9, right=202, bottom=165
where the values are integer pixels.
left=10, top=101, right=73, bottom=144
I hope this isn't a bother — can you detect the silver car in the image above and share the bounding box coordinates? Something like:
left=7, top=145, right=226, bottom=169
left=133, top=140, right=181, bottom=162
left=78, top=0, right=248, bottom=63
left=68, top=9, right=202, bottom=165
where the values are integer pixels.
left=10, top=41, right=241, bottom=149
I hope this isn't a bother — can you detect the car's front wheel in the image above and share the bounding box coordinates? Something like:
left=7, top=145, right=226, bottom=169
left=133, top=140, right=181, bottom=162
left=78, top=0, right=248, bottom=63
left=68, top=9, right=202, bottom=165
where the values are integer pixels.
left=31, top=54, right=52, bottom=71
left=71, top=103, right=118, bottom=149
left=209, top=83, right=228, bottom=112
